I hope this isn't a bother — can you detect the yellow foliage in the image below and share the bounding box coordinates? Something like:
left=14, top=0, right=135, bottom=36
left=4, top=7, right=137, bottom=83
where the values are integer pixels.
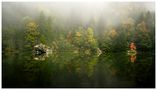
left=26, top=21, right=38, bottom=31
left=87, top=27, right=94, bottom=36
left=76, top=32, right=81, bottom=37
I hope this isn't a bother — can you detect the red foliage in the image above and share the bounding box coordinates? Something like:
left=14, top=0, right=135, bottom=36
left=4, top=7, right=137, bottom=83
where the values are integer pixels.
left=130, top=42, right=136, bottom=50
left=130, top=55, right=136, bottom=63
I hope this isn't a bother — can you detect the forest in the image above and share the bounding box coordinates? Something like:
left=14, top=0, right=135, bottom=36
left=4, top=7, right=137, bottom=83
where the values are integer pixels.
left=2, top=2, right=155, bottom=88
left=2, top=2, right=155, bottom=54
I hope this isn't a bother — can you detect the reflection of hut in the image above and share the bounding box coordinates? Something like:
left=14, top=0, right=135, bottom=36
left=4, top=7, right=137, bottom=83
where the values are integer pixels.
left=33, top=43, right=52, bottom=60
left=33, top=53, right=48, bottom=61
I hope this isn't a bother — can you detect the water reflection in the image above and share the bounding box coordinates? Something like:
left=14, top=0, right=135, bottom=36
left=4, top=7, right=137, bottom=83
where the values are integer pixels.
left=127, top=50, right=137, bottom=63
left=130, top=55, right=136, bottom=63
left=2, top=51, right=155, bottom=88
left=33, top=53, right=48, bottom=60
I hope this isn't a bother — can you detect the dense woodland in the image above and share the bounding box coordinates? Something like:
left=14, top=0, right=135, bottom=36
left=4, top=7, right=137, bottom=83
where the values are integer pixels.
left=2, top=3, right=155, bottom=54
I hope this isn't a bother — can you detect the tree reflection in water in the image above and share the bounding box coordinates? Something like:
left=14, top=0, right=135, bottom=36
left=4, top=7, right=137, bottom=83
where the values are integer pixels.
left=2, top=51, right=155, bottom=87
left=130, top=55, right=136, bottom=63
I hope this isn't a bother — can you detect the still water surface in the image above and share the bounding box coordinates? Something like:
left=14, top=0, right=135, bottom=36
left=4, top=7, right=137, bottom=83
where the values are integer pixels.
left=2, top=51, right=155, bottom=88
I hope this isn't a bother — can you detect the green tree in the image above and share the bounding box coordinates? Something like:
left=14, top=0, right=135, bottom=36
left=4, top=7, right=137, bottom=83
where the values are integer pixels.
left=100, top=28, right=118, bottom=52
left=38, top=11, right=54, bottom=45
left=135, top=21, right=152, bottom=51
left=2, top=27, right=16, bottom=52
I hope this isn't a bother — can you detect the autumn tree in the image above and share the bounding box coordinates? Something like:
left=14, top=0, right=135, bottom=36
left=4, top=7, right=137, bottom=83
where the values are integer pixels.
left=85, top=27, right=98, bottom=50
left=72, top=27, right=84, bottom=49
left=24, top=21, right=39, bottom=48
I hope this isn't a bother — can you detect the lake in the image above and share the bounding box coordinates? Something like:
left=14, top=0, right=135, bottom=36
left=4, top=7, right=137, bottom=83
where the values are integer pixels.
left=2, top=51, right=155, bottom=88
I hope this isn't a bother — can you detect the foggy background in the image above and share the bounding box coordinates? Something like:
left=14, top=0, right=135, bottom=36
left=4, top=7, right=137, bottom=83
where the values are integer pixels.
left=2, top=2, right=155, bottom=28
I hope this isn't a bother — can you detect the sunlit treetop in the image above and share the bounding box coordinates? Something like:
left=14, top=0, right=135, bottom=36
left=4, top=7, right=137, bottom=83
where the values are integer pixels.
left=87, top=27, right=94, bottom=36
left=26, top=21, right=39, bottom=31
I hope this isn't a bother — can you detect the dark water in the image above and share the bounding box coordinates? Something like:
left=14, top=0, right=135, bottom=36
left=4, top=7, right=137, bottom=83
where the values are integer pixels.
left=2, top=51, right=155, bottom=88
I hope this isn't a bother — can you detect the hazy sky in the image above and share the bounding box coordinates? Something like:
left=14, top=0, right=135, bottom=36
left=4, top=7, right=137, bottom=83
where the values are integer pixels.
left=2, top=2, right=155, bottom=27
